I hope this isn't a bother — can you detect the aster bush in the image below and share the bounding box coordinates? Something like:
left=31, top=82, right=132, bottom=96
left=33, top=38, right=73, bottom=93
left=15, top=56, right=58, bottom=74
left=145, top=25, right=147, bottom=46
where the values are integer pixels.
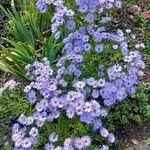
left=0, top=50, right=145, bottom=150
left=0, top=0, right=149, bottom=150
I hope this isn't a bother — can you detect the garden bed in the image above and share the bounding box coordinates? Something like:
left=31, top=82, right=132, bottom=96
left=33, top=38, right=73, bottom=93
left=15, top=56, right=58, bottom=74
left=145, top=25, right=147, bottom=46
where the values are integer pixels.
left=0, top=0, right=150, bottom=150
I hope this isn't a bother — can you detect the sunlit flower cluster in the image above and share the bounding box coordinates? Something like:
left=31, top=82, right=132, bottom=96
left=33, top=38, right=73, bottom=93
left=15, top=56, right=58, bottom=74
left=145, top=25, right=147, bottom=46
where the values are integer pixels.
left=45, top=135, right=92, bottom=149
left=0, top=80, right=18, bottom=96
left=76, top=0, right=122, bottom=23
left=36, top=0, right=75, bottom=39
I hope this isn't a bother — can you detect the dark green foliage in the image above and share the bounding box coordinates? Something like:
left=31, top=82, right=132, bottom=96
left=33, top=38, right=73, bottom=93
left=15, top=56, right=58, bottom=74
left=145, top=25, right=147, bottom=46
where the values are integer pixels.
left=133, top=14, right=150, bottom=65
left=137, top=82, right=150, bottom=120
left=42, top=34, right=63, bottom=62
left=0, top=11, right=10, bottom=47
left=82, top=43, right=123, bottom=79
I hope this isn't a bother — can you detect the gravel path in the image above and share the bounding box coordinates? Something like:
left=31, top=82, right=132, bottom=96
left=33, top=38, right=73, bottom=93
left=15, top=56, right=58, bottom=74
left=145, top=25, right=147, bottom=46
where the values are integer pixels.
left=123, top=123, right=150, bottom=150
left=125, top=140, right=150, bottom=150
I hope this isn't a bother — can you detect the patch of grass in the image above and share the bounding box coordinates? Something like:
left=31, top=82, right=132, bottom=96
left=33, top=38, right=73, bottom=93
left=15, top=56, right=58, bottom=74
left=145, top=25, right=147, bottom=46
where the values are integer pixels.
left=0, top=88, right=33, bottom=149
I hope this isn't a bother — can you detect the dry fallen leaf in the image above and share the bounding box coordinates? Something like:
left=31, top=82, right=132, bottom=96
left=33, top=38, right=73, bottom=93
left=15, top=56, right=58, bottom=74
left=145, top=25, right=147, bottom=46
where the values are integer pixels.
left=131, top=139, right=139, bottom=145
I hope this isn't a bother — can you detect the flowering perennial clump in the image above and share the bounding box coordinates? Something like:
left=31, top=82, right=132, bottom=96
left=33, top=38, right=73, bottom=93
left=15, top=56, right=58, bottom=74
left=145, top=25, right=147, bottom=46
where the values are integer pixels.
left=11, top=59, right=114, bottom=149
left=36, top=0, right=75, bottom=39
left=10, top=43, right=145, bottom=149
left=60, top=26, right=145, bottom=106
left=0, top=0, right=146, bottom=149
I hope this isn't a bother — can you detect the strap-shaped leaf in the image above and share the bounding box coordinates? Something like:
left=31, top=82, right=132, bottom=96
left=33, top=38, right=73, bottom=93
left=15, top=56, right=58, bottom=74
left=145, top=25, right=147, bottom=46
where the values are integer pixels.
left=0, top=60, right=28, bottom=79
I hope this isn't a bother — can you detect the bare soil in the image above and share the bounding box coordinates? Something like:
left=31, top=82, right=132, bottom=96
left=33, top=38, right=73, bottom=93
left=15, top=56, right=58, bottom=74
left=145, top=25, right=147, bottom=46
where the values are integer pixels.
left=123, top=123, right=150, bottom=150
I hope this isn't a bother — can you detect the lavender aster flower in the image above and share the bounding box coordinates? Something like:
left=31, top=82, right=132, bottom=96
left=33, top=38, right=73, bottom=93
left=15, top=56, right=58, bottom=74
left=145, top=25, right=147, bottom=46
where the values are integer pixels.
left=108, top=133, right=115, bottom=143
left=36, top=0, right=48, bottom=13
left=84, top=102, right=92, bottom=112
left=100, top=109, right=108, bottom=117
left=86, top=13, right=95, bottom=23
left=83, top=43, right=92, bottom=52
left=74, top=138, right=84, bottom=149
left=45, top=143, right=54, bottom=150
left=80, top=112, right=93, bottom=124
left=22, top=138, right=32, bottom=148
left=79, top=4, right=88, bottom=13
left=92, top=89, right=99, bottom=98
left=82, top=136, right=91, bottom=147
left=29, top=127, right=38, bottom=137
left=116, top=88, right=127, bottom=102
left=95, top=44, right=104, bottom=53
left=66, top=20, right=76, bottom=31
left=74, top=81, right=85, bottom=90
left=100, top=145, right=109, bottom=150
left=64, top=138, right=73, bottom=147
left=115, top=0, right=122, bottom=8
left=100, top=17, right=111, bottom=23
left=93, top=119, right=102, bottom=130
left=66, top=107, right=75, bottom=118
left=106, top=96, right=117, bottom=105
left=49, top=132, right=59, bottom=143
left=100, top=127, right=109, bottom=138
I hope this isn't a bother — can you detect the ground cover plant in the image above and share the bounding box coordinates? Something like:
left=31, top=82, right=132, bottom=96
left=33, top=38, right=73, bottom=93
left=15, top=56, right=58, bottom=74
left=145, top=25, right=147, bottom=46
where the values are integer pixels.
left=0, top=0, right=149, bottom=150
